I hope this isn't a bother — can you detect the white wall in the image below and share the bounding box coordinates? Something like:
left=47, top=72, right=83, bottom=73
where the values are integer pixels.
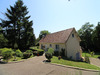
left=65, top=30, right=81, bottom=60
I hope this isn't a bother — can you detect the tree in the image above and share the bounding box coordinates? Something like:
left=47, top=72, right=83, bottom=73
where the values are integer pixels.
left=0, top=27, right=8, bottom=48
left=78, top=22, right=94, bottom=51
left=0, top=33, right=8, bottom=48
left=92, top=22, right=100, bottom=52
left=36, top=30, right=50, bottom=46
left=0, top=0, right=36, bottom=49
left=39, top=30, right=50, bottom=39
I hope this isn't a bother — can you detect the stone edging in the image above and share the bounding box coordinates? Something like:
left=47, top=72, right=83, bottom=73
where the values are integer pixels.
left=45, top=62, right=100, bottom=72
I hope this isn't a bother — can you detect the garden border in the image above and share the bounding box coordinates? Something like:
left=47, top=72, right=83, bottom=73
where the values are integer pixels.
left=0, top=57, right=34, bottom=64
left=45, top=62, right=100, bottom=72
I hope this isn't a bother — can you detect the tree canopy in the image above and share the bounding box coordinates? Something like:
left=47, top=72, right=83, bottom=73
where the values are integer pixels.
left=0, top=0, right=36, bottom=50
left=39, top=30, right=50, bottom=39
left=36, top=30, right=50, bottom=46
left=78, top=22, right=100, bottom=52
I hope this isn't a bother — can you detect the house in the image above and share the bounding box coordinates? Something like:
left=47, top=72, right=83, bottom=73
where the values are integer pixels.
left=39, top=28, right=82, bottom=60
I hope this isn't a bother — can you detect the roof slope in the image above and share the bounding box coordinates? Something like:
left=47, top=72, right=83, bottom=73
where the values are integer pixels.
left=39, top=28, right=74, bottom=43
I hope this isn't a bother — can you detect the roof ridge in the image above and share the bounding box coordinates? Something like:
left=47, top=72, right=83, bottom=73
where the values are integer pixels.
left=47, top=27, right=74, bottom=36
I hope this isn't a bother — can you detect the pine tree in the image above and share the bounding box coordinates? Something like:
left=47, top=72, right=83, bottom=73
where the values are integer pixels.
left=0, top=0, right=36, bottom=49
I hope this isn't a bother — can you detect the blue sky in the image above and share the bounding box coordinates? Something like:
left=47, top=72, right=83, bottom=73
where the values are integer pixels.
left=0, top=0, right=100, bottom=38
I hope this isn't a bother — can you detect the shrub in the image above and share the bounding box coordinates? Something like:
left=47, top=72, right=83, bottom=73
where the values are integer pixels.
left=23, top=50, right=33, bottom=59
left=85, top=55, right=90, bottom=64
left=60, top=48, right=65, bottom=56
left=47, top=48, right=54, bottom=55
left=0, top=49, right=3, bottom=55
left=0, top=48, right=12, bottom=56
left=15, top=49, right=23, bottom=57
left=26, top=50, right=33, bottom=54
left=54, top=51, right=59, bottom=56
left=29, top=46, right=39, bottom=50
left=90, top=51, right=95, bottom=57
left=33, top=49, right=44, bottom=56
left=33, top=51, right=38, bottom=56
left=2, top=49, right=13, bottom=62
left=45, top=52, right=52, bottom=62
left=23, top=52, right=32, bottom=59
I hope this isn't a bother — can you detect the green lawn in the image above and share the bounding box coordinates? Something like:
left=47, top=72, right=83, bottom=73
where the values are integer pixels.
left=82, top=52, right=100, bottom=58
left=51, top=56, right=100, bottom=70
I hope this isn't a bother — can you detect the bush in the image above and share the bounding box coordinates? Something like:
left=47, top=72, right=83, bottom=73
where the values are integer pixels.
left=26, top=50, right=33, bottom=54
left=29, top=46, right=39, bottom=50
left=60, top=48, right=65, bottom=56
left=23, top=52, right=32, bottom=59
left=47, top=48, right=54, bottom=55
left=2, top=49, right=13, bottom=62
left=33, top=49, right=44, bottom=56
left=15, top=49, right=23, bottom=57
left=85, top=55, right=90, bottom=64
left=45, top=52, right=52, bottom=62
left=54, top=51, right=59, bottom=56
left=0, top=49, right=3, bottom=55
left=23, top=50, right=33, bottom=59
left=0, top=48, right=12, bottom=56
left=90, top=51, right=95, bottom=57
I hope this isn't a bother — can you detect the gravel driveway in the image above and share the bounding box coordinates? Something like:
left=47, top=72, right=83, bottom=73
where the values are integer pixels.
left=90, top=57, right=100, bottom=67
left=0, top=55, right=100, bottom=75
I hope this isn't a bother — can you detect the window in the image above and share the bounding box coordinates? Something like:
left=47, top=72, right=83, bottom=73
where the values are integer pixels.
left=55, top=45, right=59, bottom=50
left=50, top=44, right=52, bottom=47
left=72, top=34, right=74, bottom=37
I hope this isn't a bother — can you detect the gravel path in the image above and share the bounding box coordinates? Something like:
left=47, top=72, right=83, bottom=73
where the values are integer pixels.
left=0, top=55, right=100, bottom=75
left=90, top=57, right=100, bottom=67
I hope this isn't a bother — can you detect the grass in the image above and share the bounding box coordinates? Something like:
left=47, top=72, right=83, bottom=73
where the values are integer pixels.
left=82, top=52, right=100, bottom=58
left=51, top=56, right=100, bottom=70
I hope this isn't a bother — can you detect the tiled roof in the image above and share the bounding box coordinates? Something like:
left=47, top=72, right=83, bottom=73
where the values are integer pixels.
left=39, top=28, right=74, bottom=43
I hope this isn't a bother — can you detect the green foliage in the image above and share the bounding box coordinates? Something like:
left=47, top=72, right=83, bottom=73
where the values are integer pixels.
left=90, top=51, right=95, bottom=57
left=82, top=51, right=100, bottom=58
left=85, top=55, right=90, bottom=64
left=2, top=49, right=13, bottom=61
left=92, top=22, right=100, bottom=52
left=0, top=0, right=36, bottom=49
left=29, top=46, right=39, bottom=50
left=45, top=52, right=52, bottom=62
left=36, top=30, right=50, bottom=47
left=78, top=22, right=94, bottom=51
left=0, top=34, right=8, bottom=48
left=39, top=30, right=50, bottom=39
left=33, top=48, right=44, bottom=56
left=23, top=50, right=33, bottom=59
left=25, top=50, right=33, bottom=55
left=47, top=48, right=54, bottom=55
left=45, top=48, right=54, bottom=61
left=51, top=56, right=100, bottom=70
left=15, top=49, right=23, bottom=57
left=0, top=48, right=12, bottom=55
left=23, top=52, right=32, bottom=59
left=54, top=51, right=59, bottom=56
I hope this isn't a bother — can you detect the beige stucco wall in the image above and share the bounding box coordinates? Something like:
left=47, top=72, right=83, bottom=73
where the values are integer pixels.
left=65, top=30, right=81, bottom=60
left=39, top=43, right=65, bottom=52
